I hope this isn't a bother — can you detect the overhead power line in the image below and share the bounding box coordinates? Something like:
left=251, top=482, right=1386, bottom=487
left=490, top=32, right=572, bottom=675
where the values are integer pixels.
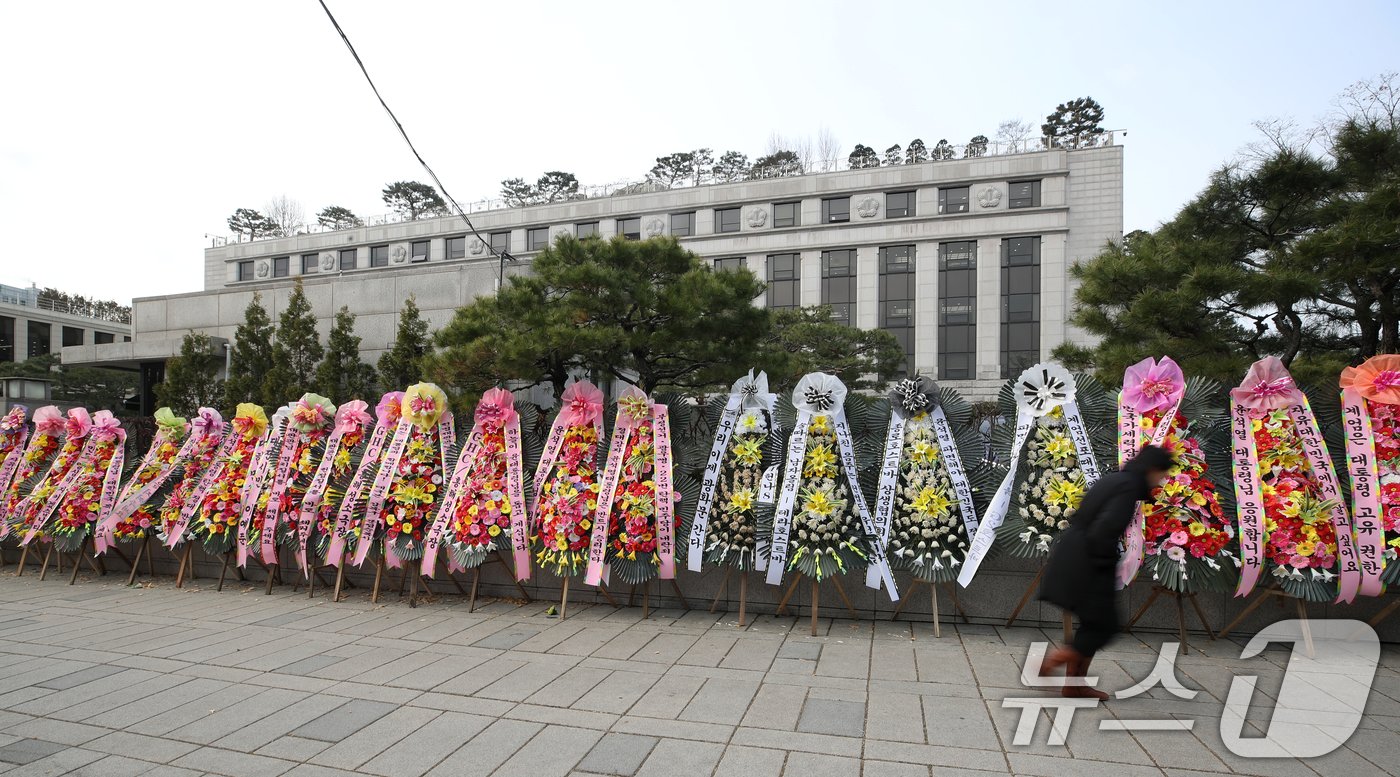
left=315, top=0, right=515, bottom=276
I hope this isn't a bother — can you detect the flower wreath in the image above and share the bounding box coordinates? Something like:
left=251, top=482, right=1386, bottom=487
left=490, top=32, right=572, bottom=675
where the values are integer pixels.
left=423, top=388, right=533, bottom=577
left=687, top=370, right=779, bottom=573
left=353, top=383, right=454, bottom=567
left=325, top=391, right=402, bottom=567
left=2, top=406, right=62, bottom=532
left=0, top=405, right=31, bottom=506
left=192, top=403, right=271, bottom=556
left=12, top=408, right=93, bottom=545
left=51, top=411, right=126, bottom=553
left=1341, top=354, right=1400, bottom=591
left=262, top=393, right=337, bottom=566
left=878, top=376, right=987, bottom=585
left=768, top=373, right=893, bottom=594
left=1116, top=358, right=1234, bottom=593
left=585, top=386, right=680, bottom=587
left=1230, top=357, right=1349, bottom=602
left=531, top=381, right=604, bottom=578
left=98, top=407, right=190, bottom=550
left=295, top=399, right=372, bottom=574
left=156, top=409, right=226, bottom=548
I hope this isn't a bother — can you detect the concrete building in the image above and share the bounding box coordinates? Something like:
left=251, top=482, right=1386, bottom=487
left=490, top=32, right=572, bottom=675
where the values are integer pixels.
left=64, top=142, right=1123, bottom=408
left=1, top=283, right=132, bottom=412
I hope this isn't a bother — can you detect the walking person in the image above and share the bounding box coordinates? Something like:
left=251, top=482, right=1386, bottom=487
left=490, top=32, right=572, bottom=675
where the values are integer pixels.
left=1037, top=445, right=1175, bottom=699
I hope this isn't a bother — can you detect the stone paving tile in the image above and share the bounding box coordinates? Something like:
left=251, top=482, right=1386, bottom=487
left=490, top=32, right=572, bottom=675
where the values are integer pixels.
left=575, top=732, right=657, bottom=776
left=0, top=573, right=1391, bottom=776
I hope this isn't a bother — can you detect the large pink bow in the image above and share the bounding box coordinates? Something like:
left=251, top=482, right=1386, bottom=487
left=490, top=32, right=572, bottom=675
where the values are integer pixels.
left=615, top=385, right=653, bottom=430
left=33, top=406, right=63, bottom=434
left=559, top=381, right=603, bottom=427
left=1230, top=356, right=1301, bottom=411
left=192, top=407, right=224, bottom=436
left=335, top=400, right=372, bottom=434
left=474, top=388, right=518, bottom=430
left=1, top=407, right=26, bottom=433
left=376, top=391, right=405, bottom=426
left=66, top=407, right=93, bottom=439
left=91, top=410, right=122, bottom=440
left=1122, top=356, right=1185, bottom=414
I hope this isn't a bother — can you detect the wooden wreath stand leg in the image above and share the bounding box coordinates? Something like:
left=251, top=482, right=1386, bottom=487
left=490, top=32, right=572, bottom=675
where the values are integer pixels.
left=216, top=550, right=237, bottom=592
left=738, top=573, right=749, bottom=627
left=709, top=568, right=732, bottom=614
left=332, top=559, right=364, bottom=603
left=1125, top=585, right=1217, bottom=656
left=174, top=544, right=196, bottom=588
left=1366, top=596, right=1400, bottom=630
left=891, top=579, right=970, bottom=639
left=370, top=555, right=387, bottom=604
left=775, top=576, right=860, bottom=637
left=1219, top=587, right=1315, bottom=658
left=15, top=543, right=32, bottom=577
left=126, top=536, right=152, bottom=587
left=67, top=536, right=104, bottom=585
left=1004, top=567, right=1047, bottom=629
left=37, top=542, right=55, bottom=581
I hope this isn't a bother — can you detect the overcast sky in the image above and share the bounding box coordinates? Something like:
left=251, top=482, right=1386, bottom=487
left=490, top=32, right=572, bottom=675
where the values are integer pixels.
left=1, top=0, right=1394, bottom=304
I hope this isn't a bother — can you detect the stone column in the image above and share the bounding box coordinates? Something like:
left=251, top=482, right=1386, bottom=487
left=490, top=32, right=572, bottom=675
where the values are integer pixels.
left=975, top=237, right=1002, bottom=381
left=1039, top=233, right=1068, bottom=360
left=914, top=241, right=938, bottom=377
left=855, top=245, right=878, bottom=330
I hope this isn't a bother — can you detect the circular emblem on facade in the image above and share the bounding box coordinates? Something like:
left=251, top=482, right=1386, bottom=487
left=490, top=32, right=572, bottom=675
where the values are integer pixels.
left=254, top=259, right=271, bottom=279
left=320, top=253, right=336, bottom=271
left=856, top=196, right=881, bottom=218
left=469, top=238, right=485, bottom=255
left=644, top=217, right=666, bottom=238
left=392, top=245, right=408, bottom=264
left=978, top=186, right=1003, bottom=209
left=745, top=207, right=768, bottom=228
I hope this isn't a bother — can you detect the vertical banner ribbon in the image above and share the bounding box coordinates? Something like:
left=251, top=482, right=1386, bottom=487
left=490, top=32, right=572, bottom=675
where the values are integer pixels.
left=1231, top=401, right=1267, bottom=597
left=326, top=410, right=394, bottom=567
left=653, top=404, right=676, bottom=579
left=1289, top=397, right=1359, bottom=602
left=764, top=412, right=810, bottom=587
left=930, top=405, right=979, bottom=538
left=1342, top=389, right=1384, bottom=598
left=167, top=432, right=239, bottom=549
left=832, top=408, right=896, bottom=600
left=585, top=421, right=630, bottom=587
left=352, top=420, right=413, bottom=568
left=237, top=412, right=287, bottom=567
left=687, top=393, right=743, bottom=572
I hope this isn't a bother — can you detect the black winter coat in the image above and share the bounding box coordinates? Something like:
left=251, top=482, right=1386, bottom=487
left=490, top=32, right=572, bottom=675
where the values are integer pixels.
left=1038, top=469, right=1152, bottom=615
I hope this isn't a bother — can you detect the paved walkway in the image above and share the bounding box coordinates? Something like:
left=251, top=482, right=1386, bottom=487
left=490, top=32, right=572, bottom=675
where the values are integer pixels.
left=0, top=572, right=1395, bottom=777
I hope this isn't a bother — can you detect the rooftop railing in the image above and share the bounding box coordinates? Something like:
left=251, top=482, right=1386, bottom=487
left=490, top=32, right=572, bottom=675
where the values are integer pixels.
left=211, top=132, right=1118, bottom=247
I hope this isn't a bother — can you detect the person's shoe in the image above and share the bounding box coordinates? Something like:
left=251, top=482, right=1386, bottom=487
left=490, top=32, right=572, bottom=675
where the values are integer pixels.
left=1061, top=655, right=1110, bottom=700
left=1038, top=645, right=1077, bottom=677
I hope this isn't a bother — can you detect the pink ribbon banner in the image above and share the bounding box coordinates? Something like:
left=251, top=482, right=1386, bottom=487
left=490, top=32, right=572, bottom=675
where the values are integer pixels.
left=326, top=417, right=393, bottom=567
left=1231, top=402, right=1267, bottom=597
left=166, top=432, right=239, bottom=548
left=352, top=421, right=414, bottom=568
left=1288, top=398, right=1361, bottom=603
left=1342, top=388, right=1385, bottom=598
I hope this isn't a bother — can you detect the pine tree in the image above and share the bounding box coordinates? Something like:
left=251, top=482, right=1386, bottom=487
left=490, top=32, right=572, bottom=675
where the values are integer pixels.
left=157, top=332, right=223, bottom=416
left=378, top=295, right=432, bottom=390
left=262, top=279, right=324, bottom=405
left=905, top=139, right=929, bottom=164
left=224, top=292, right=274, bottom=413
left=883, top=144, right=903, bottom=166
left=316, top=306, right=376, bottom=400
left=1042, top=96, right=1106, bottom=149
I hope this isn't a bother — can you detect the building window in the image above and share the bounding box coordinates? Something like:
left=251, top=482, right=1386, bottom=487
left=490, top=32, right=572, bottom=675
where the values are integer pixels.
left=576, top=222, right=598, bottom=238
left=879, top=246, right=915, bottom=376
left=1008, top=180, right=1041, bottom=209
left=123, top=336, right=130, bottom=342
left=302, top=253, right=319, bottom=274
left=490, top=232, right=511, bottom=254
left=27, top=322, right=50, bottom=358
left=0, top=316, right=11, bottom=362
left=1001, top=236, right=1041, bottom=379
left=886, top=191, right=916, bottom=218
left=62, top=326, right=84, bottom=348
left=446, top=236, right=466, bottom=260
left=670, top=212, right=695, bottom=237
left=237, top=261, right=254, bottom=281
left=773, top=201, right=800, bottom=228
left=370, top=245, right=389, bottom=267
left=412, top=240, right=430, bottom=262
left=939, top=241, right=977, bottom=380
left=821, top=249, right=856, bottom=326
left=938, top=186, right=970, bottom=214
left=715, top=207, right=741, bottom=233
left=339, top=249, right=357, bottom=271
left=272, top=256, right=289, bottom=278
left=617, top=218, right=641, bottom=241
left=94, top=331, right=114, bottom=345
left=822, top=197, right=850, bottom=223
left=526, top=228, right=549, bottom=252
left=714, top=257, right=746, bottom=272
left=767, top=253, right=801, bottom=310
